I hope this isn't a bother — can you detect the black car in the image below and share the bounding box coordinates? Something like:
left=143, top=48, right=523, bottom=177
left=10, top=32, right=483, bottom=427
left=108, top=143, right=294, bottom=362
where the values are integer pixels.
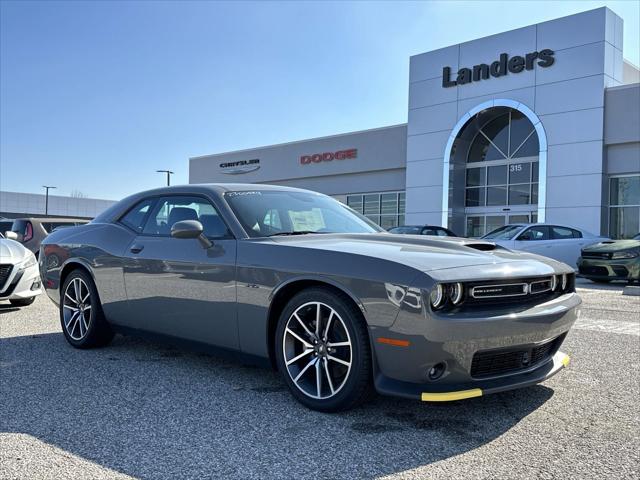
left=388, top=225, right=459, bottom=237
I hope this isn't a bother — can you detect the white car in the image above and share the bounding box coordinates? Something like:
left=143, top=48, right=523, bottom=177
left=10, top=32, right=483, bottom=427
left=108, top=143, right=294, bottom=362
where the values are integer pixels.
left=0, top=237, right=42, bottom=307
left=482, top=223, right=609, bottom=269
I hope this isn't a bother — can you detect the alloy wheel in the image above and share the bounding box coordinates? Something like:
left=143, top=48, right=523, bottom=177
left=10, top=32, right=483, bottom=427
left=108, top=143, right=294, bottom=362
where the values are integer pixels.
left=282, top=301, right=352, bottom=399
left=63, top=277, right=92, bottom=341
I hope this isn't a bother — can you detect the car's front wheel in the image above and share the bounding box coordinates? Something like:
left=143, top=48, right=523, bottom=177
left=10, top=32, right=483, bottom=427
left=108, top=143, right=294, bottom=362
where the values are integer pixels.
left=60, top=270, right=114, bottom=348
left=275, top=287, right=373, bottom=412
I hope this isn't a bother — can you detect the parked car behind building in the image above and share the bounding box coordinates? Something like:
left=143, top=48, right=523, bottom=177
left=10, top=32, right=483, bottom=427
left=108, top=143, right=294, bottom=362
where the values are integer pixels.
left=5, top=218, right=88, bottom=257
left=482, top=224, right=609, bottom=269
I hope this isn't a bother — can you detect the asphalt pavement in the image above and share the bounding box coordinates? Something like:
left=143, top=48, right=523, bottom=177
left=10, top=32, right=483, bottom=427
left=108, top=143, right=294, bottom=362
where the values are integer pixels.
left=1, top=279, right=638, bottom=479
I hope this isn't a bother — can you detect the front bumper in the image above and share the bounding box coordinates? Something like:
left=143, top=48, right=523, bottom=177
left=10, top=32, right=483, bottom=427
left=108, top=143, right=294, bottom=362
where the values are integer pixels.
left=376, top=351, right=569, bottom=401
left=0, top=263, right=42, bottom=301
left=370, top=291, right=580, bottom=401
left=577, top=256, right=639, bottom=281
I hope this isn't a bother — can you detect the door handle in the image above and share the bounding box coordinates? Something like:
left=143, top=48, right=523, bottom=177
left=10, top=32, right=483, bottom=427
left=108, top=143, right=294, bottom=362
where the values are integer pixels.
left=130, top=244, right=144, bottom=254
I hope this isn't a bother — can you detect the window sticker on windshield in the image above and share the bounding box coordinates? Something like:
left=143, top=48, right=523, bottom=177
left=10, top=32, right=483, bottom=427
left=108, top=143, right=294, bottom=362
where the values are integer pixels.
left=288, top=208, right=325, bottom=231
left=226, top=191, right=262, bottom=197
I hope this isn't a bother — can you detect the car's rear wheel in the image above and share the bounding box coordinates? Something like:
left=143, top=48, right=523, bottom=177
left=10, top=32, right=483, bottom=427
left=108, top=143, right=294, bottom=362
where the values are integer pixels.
left=9, top=296, right=36, bottom=307
left=60, top=270, right=114, bottom=348
left=275, top=287, right=373, bottom=412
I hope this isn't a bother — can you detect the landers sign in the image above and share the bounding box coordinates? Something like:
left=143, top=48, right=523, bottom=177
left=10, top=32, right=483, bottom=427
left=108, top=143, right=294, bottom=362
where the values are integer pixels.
left=442, top=49, right=555, bottom=88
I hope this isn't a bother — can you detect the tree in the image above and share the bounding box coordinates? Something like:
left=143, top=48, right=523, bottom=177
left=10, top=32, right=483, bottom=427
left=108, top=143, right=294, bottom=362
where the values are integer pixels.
left=70, top=189, right=87, bottom=198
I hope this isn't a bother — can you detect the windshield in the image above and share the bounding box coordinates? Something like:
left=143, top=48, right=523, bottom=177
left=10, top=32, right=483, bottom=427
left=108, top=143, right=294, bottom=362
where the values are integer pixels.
left=482, top=225, right=524, bottom=240
left=224, top=190, right=382, bottom=238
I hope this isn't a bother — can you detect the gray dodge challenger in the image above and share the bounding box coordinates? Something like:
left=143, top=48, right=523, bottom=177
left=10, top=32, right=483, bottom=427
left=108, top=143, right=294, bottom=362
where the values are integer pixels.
left=40, top=184, right=579, bottom=412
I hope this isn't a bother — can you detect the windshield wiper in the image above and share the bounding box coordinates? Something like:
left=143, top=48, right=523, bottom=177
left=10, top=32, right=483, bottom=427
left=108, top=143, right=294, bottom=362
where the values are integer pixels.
left=268, top=230, right=328, bottom=237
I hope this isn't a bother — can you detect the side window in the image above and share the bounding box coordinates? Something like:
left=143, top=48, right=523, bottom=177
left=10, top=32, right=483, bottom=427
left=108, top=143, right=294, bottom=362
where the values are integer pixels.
left=142, top=196, right=229, bottom=238
left=435, top=228, right=449, bottom=237
left=120, top=199, right=155, bottom=233
left=551, top=226, right=578, bottom=240
left=263, top=209, right=282, bottom=229
left=518, top=226, right=549, bottom=241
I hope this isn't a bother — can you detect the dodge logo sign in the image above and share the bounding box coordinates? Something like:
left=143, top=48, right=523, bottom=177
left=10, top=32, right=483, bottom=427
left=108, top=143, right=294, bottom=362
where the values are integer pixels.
left=300, top=148, right=357, bottom=165
left=220, top=158, right=260, bottom=174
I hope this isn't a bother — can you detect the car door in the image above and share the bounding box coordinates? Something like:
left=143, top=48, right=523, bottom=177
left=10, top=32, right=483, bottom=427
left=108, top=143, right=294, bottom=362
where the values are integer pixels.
left=549, top=225, right=584, bottom=267
left=121, top=195, right=238, bottom=349
left=513, top=225, right=555, bottom=259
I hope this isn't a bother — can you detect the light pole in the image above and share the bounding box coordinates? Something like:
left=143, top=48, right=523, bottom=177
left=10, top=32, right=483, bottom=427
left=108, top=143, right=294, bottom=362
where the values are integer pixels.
left=156, top=170, right=174, bottom=186
left=42, top=185, right=56, bottom=215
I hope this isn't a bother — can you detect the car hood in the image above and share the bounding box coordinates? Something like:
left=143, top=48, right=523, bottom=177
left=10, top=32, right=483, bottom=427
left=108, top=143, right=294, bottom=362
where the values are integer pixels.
left=268, top=233, right=569, bottom=274
left=582, top=239, right=640, bottom=252
left=0, top=238, right=29, bottom=264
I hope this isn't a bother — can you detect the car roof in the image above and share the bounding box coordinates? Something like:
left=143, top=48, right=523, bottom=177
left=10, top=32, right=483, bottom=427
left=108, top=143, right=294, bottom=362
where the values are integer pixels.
left=13, top=217, right=89, bottom=223
left=136, top=183, right=314, bottom=196
left=393, top=225, right=446, bottom=228
left=507, top=223, right=586, bottom=230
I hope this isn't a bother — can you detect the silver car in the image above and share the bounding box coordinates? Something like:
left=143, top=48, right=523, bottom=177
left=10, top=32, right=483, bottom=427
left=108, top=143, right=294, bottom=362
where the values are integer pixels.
left=40, top=185, right=579, bottom=412
left=482, top=223, right=609, bottom=269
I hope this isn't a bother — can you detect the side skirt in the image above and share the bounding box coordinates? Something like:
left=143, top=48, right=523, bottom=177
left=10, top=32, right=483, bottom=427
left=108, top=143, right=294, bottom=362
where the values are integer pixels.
left=110, top=325, right=272, bottom=369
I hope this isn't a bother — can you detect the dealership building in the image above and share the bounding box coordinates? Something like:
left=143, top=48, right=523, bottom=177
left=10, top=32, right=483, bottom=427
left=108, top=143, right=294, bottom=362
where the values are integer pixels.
left=190, top=8, right=640, bottom=239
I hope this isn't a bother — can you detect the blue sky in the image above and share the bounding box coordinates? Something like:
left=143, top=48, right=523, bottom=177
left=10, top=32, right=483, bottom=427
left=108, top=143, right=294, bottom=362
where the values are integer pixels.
left=1, top=0, right=638, bottom=200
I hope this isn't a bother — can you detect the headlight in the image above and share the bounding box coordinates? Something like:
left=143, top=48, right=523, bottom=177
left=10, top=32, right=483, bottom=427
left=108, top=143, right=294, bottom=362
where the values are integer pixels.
left=611, top=250, right=638, bottom=259
left=550, top=275, right=558, bottom=291
left=17, top=254, right=37, bottom=271
left=429, top=284, right=445, bottom=309
left=448, top=282, right=464, bottom=305
left=561, top=273, right=568, bottom=290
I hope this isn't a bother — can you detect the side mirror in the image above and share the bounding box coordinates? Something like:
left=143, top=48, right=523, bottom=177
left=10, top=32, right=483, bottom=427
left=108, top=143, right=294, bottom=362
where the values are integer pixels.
left=170, top=220, right=212, bottom=249
left=5, top=231, right=19, bottom=241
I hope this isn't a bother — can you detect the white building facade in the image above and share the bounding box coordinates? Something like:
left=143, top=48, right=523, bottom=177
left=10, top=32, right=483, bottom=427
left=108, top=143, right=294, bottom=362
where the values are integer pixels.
left=190, top=8, right=640, bottom=238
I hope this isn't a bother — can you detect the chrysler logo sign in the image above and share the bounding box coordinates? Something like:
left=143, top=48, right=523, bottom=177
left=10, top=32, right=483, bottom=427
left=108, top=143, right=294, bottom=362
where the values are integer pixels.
left=220, top=158, right=260, bottom=174
left=442, top=49, right=554, bottom=88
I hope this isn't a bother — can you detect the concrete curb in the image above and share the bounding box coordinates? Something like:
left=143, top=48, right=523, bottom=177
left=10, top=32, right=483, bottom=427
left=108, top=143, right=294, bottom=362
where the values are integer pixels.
left=622, top=286, right=640, bottom=296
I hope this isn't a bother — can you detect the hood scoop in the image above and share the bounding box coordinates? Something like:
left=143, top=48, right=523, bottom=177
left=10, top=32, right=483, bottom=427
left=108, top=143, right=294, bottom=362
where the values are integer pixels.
left=463, top=242, right=501, bottom=252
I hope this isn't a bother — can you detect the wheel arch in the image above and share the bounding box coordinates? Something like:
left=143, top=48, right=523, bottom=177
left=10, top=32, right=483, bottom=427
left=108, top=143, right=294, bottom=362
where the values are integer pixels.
left=266, top=277, right=367, bottom=370
left=59, top=259, right=96, bottom=294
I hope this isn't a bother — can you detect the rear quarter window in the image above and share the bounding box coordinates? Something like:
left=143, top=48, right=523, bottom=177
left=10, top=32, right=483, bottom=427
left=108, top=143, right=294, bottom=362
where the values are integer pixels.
left=552, top=226, right=582, bottom=239
left=119, top=199, right=156, bottom=233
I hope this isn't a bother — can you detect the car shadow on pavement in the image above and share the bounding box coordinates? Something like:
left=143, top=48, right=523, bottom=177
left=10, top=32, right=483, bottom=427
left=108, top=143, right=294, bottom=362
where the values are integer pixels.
left=1, top=332, right=554, bottom=479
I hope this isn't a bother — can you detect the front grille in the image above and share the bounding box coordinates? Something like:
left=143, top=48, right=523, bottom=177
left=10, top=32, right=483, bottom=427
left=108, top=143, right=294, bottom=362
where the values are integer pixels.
left=579, top=265, right=609, bottom=276
left=0, top=264, right=13, bottom=290
left=613, top=266, right=629, bottom=277
left=463, top=275, right=572, bottom=309
left=581, top=251, right=611, bottom=259
left=470, top=334, right=565, bottom=379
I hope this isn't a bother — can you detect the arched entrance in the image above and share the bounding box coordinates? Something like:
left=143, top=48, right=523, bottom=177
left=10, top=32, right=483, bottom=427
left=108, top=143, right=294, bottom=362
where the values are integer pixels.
left=442, top=100, right=547, bottom=237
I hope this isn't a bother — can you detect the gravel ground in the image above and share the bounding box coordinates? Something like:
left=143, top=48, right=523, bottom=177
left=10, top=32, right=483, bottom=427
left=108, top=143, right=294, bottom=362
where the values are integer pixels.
left=1, top=279, right=638, bottom=479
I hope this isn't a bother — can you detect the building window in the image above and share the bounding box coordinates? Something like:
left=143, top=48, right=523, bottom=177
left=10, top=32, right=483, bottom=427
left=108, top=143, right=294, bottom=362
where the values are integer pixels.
left=465, top=154, right=538, bottom=207
left=609, top=175, right=640, bottom=239
left=347, top=191, right=405, bottom=229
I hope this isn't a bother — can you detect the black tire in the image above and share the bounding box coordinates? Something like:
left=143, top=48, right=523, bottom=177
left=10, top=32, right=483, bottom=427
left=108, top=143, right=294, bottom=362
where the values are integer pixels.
left=275, top=287, right=373, bottom=412
left=60, top=269, right=114, bottom=349
left=9, top=296, right=36, bottom=307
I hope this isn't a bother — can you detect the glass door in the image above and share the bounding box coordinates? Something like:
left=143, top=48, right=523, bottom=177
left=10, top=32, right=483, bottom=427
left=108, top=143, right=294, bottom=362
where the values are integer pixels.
left=466, top=212, right=536, bottom=237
